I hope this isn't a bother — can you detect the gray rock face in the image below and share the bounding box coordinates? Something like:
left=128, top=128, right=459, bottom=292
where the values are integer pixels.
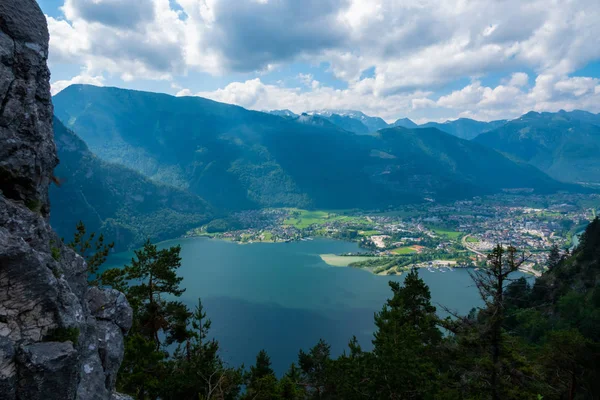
left=17, top=342, right=78, bottom=400
left=0, top=1, right=132, bottom=399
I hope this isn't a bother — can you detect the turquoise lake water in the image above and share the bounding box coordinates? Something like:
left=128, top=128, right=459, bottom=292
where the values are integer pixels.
left=106, top=237, right=494, bottom=374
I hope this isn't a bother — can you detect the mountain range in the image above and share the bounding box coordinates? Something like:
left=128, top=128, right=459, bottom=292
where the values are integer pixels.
left=50, top=117, right=214, bottom=250
left=475, top=110, right=600, bottom=184
left=52, top=85, right=569, bottom=214
left=268, top=109, right=507, bottom=139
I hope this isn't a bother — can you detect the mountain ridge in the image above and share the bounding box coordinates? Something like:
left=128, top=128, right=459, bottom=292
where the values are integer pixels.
left=50, top=117, right=214, bottom=250
left=53, top=84, right=574, bottom=211
left=474, top=110, right=600, bottom=184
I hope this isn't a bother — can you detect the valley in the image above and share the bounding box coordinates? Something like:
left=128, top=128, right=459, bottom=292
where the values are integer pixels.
left=185, top=192, right=598, bottom=276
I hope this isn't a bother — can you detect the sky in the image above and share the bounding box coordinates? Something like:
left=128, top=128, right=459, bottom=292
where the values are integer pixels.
left=37, top=0, right=600, bottom=123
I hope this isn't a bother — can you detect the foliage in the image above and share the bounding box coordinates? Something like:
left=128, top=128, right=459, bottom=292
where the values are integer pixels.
left=474, top=110, right=600, bottom=183
left=50, top=117, right=214, bottom=252
left=68, top=220, right=114, bottom=285
left=99, top=240, right=242, bottom=400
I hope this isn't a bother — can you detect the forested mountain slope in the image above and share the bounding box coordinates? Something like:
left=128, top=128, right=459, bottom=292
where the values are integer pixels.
left=50, top=117, right=213, bottom=250
left=419, top=118, right=507, bottom=140
left=475, top=111, right=600, bottom=183
left=53, top=85, right=571, bottom=210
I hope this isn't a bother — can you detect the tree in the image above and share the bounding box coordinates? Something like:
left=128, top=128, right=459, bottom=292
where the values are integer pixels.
left=371, top=268, right=443, bottom=398
left=298, top=339, right=332, bottom=398
left=124, top=240, right=185, bottom=348
left=548, top=244, right=561, bottom=271
left=468, top=245, right=527, bottom=400
left=67, top=221, right=114, bottom=285
left=161, top=299, right=243, bottom=400
left=243, top=350, right=279, bottom=400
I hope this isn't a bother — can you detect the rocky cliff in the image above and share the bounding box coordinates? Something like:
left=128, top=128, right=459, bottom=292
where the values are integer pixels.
left=0, top=1, right=132, bottom=399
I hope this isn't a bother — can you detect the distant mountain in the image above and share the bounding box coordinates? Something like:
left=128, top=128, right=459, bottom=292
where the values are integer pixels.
left=308, top=109, right=389, bottom=132
left=392, top=118, right=418, bottom=129
left=53, top=85, right=570, bottom=211
left=474, top=111, right=600, bottom=184
left=419, top=118, right=507, bottom=140
left=322, top=113, right=370, bottom=134
left=366, top=126, right=567, bottom=198
left=267, top=109, right=298, bottom=119
left=269, top=110, right=370, bottom=134
left=554, top=109, right=600, bottom=126
left=50, top=117, right=214, bottom=250
left=294, top=113, right=341, bottom=129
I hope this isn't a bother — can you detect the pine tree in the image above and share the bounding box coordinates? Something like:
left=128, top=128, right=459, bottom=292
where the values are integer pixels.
left=548, top=244, right=561, bottom=270
left=298, top=339, right=332, bottom=398
left=371, top=268, right=442, bottom=398
left=468, top=245, right=527, bottom=399
left=124, top=240, right=185, bottom=348
left=67, top=221, right=114, bottom=285
left=243, top=350, right=279, bottom=400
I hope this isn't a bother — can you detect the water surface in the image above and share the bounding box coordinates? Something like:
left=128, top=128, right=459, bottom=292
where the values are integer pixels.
left=106, top=238, right=487, bottom=374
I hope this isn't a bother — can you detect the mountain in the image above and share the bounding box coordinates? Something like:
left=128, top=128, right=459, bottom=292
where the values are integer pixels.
left=53, top=85, right=570, bottom=210
left=474, top=111, right=600, bottom=184
left=50, top=117, right=214, bottom=250
left=322, top=113, right=370, bottom=134
left=269, top=110, right=370, bottom=134
left=365, top=126, right=566, bottom=198
left=308, top=109, right=389, bottom=132
left=419, top=118, right=507, bottom=140
left=294, top=112, right=341, bottom=129
left=392, top=118, right=418, bottom=129
left=554, top=109, right=600, bottom=126
left=267, top=109, right=298, bottom=119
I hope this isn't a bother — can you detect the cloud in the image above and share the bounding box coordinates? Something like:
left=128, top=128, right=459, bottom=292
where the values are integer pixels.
left=46, top=0, right=600, bottom=121
left=48, top=0, right=600, bottom=84
left=51, top=73, right=105, bottom=95
left=508, top=72, right=529, bottom=87
left=63, top=0, right=156, bottom=29
left=198, top=0, right=348, bottom=71
left=184, top=78, right=430, bottom=122
left=179, top=69, right=600, bottom=123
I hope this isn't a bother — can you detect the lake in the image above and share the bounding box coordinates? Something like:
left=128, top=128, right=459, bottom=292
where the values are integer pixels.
left=105, top=237, right=489, bottom=374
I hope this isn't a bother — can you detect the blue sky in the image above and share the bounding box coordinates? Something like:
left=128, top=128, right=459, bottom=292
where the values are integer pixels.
left=38, top=0, right=600, bottom=123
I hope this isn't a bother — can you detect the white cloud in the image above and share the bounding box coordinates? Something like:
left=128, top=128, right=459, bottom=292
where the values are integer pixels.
left=177, top=69, right=600, bottom=123
left=45, top=0, right=600, bottom=121
left=186, top=78, right=430, bottom=122
left=51, top=73, right=105, bottom=95
left=508, top=72, right=529, bottom=87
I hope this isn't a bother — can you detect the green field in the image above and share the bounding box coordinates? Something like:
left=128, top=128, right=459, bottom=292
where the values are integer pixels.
left=465, top=236, right=479, bottom=243
left=431, top=227, right=462, bottom=239
left=283, top=209, right=366, bottom=229
left=391, top=246, right=416, bottom=255
left=319, top=254, right=376, bottom=267
left=359, top=230, right=381, bottom=236
left=262, top=232, right=273, bottom=241
left=283, top=210, right=330, bottom=228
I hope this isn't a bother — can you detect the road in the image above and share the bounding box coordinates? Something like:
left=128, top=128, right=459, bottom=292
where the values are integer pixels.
left=461, top=234, right=486, bottom=257
left=462, top=235, right=542, bottom=277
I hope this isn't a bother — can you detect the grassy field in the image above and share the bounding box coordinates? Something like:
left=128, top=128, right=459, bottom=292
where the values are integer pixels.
left=465, top=236, right=479, bottom=243
left=359, top=230, right=381, bottom=236
left=262, top=231, right=273, bottom=241
left=319, top=254, right=376, bottom=267
left=391, top=246, right=417, bottom=255
left=284, top=210, right=331, bottom=229
left=283, top=209, right=366, bottom=229
left=431, top=227, right=462, bottom=239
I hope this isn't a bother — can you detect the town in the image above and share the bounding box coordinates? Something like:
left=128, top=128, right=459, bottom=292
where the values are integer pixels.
left=186, top=193, right=599, bottom=276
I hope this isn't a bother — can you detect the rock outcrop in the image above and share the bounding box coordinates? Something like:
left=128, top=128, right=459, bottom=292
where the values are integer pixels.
left=0, top=1, right=132, bottom=399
